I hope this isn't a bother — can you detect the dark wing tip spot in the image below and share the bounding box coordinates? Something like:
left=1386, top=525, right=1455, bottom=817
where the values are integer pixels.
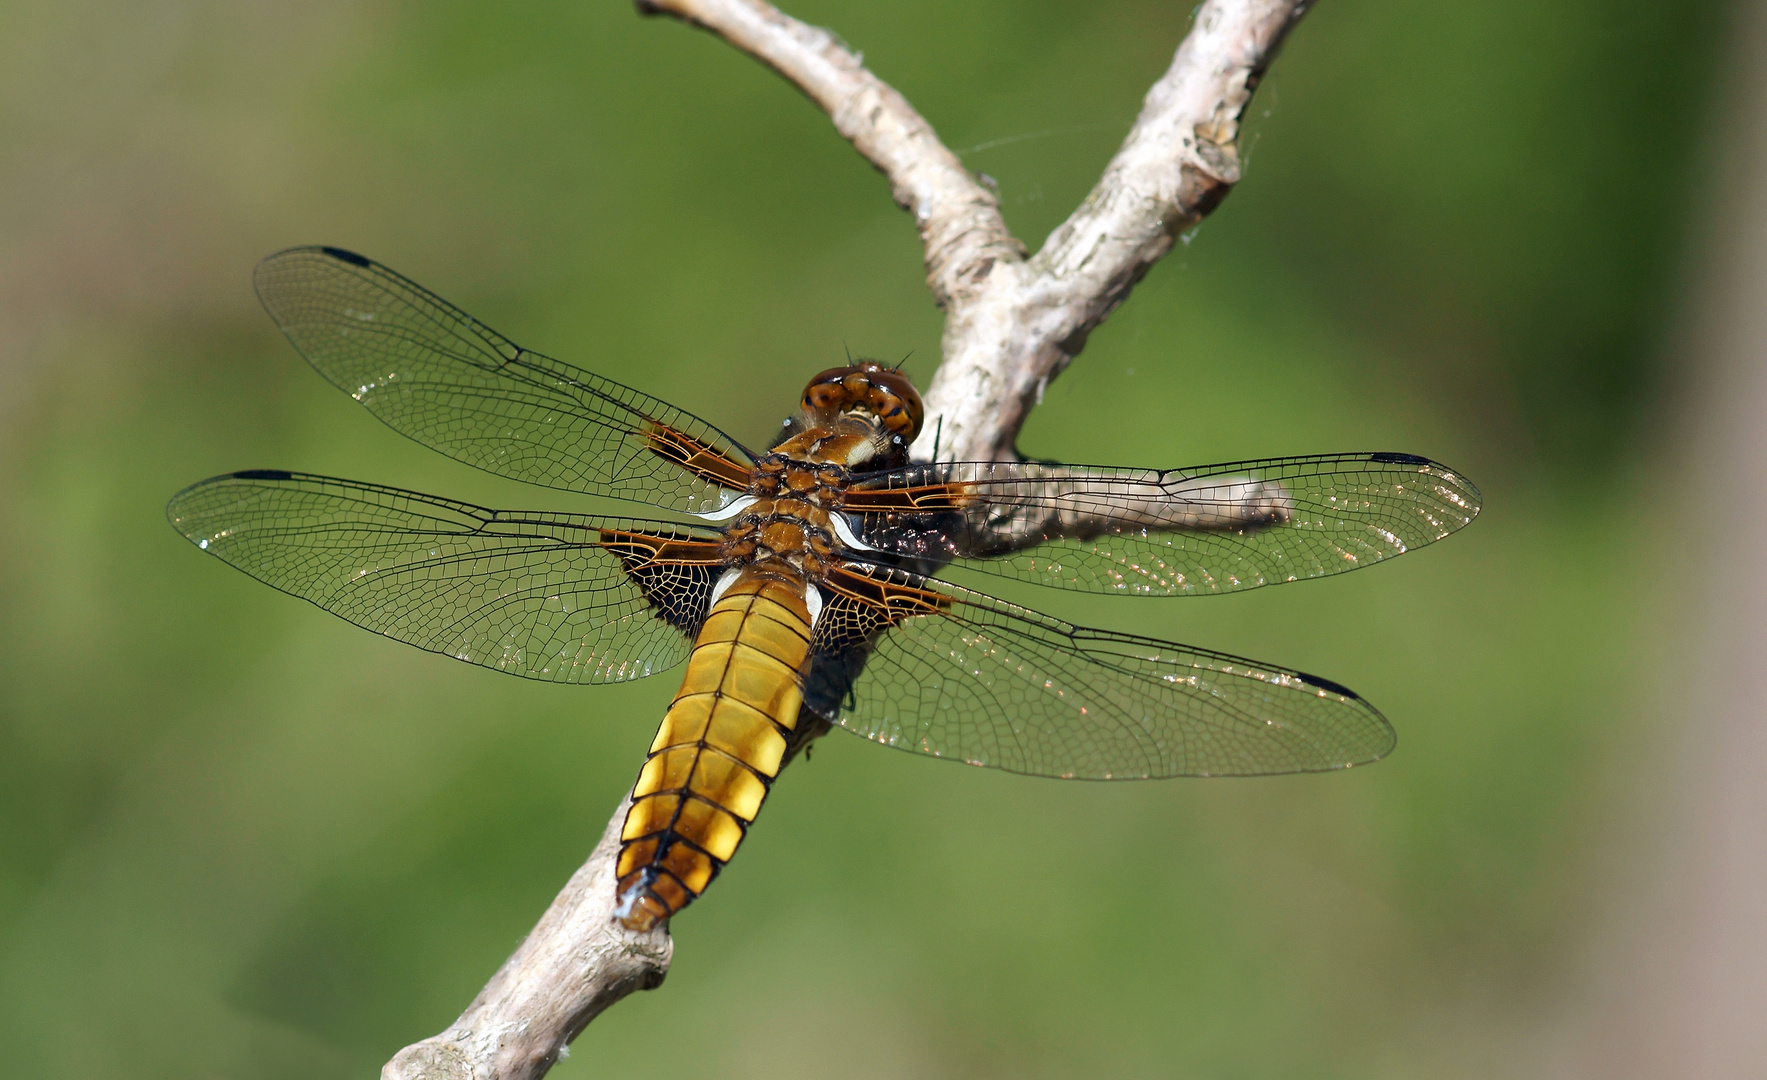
left=231, top=469, right=294, bottom=481
left=319, top=246, right=373, bottom=268
left=1368, top=452, right=1431, bottom=466
left=1297, top=671, right=1359, bottom=699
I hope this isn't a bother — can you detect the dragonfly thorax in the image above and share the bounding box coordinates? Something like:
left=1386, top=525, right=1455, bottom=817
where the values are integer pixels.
left=721, top=454, right=851, bottom=580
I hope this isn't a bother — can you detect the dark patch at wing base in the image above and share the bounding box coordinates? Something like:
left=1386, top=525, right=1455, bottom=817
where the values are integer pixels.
left=802, top=564, right=950, bottom=720
left=596, top=529, right=727, bottom=636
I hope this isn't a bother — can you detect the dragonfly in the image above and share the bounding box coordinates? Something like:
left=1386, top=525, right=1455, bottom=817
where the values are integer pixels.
left=168, top=246, right=1481, bottom=931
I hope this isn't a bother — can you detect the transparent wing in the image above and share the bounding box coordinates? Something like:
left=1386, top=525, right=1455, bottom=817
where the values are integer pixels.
left=167, top=470, right=728, bottom=684
left=805, top=563, right=1393, bottom=779
left=253, top=246, right=755, bottom=514
left=844, top=452, right=1480, bottom=595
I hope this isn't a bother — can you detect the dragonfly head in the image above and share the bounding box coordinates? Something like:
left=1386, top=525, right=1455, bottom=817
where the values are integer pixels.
left=801, top=362, right=923, bottom=441
left=788, top=362, right=924, bottom=465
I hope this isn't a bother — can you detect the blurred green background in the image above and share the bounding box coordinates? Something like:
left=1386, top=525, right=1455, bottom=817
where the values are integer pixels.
left=0, top=1, right=1734, bottom=1077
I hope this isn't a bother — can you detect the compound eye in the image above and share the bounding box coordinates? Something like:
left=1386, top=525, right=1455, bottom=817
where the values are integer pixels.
left=866, top=388, right=908, bottom=431
left=804, top=383, right=844, bottom=412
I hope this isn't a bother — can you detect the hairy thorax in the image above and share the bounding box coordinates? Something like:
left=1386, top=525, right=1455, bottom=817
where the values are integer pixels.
left=720, top=427, right=877, bottom=582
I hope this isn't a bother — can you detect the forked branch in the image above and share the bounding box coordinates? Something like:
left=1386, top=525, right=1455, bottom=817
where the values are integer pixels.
left=383, top=2, right=1307, bottom=1077
left=926, top=0, right=1305, bottom=462
left=639, top=0, right=1305, bottom=463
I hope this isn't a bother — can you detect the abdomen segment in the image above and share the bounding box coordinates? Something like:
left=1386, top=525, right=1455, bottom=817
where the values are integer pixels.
left=615, top=571, right=811, bottom=930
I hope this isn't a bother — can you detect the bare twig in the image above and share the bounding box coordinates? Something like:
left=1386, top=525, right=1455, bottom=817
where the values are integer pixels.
left=383, top=2, right=1304, bottom=1076
left=381, top=798, right=671, bottom=1080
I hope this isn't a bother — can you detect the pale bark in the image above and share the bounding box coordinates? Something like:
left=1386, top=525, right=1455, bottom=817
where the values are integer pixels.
left=384, top=2, right=1305, bottom=1076
left=382, top=799, right=670, bottom=1080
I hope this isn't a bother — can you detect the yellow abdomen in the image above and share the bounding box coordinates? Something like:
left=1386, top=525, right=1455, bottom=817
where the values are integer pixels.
left=615, top=571, right=811, bottom=930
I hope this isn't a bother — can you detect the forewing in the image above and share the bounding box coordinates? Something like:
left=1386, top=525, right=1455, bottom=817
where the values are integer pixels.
left=254, top=247, right=755, bottom=514
left=844, top=453, right=1480, bottom=595
left=167, top=471, right=728, bottom=683
left=806, top=563, right=1393, bottom=778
